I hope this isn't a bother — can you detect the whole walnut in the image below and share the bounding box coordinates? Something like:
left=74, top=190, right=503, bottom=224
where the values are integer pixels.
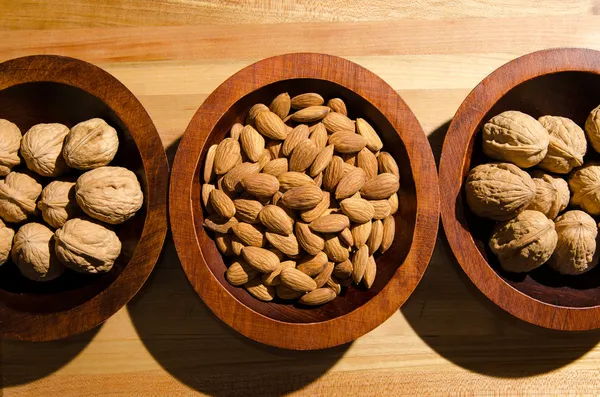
left=549, top=210, right=599, bottom=275
left=0, top=171, right=42, bottom=224
left=489, top=210, right=558, bottom=273
left=465, top=162, right=536, bottom=221
left=585, top=104, right=600, bottom=153
left=12, top=222, right=64, bottom=282
left=528, top=171, right=569, bottom=219
left=0, top=219, right=14, bottom=266
left=537, top=116, right=586, bottom=174
left=38, top=180, right=81, bottom=228
left=482, top=111, right=549, bottom=168
left=63, top=118, right=119, bottom=170
left=55, top=218, right=122, bottom=274
left=75, top=166, right=143, bottom=224
left=0, top=119, right=22, bottom=176
left=569, top=164, right=600, bottom=215
left=20, top=123, right=70, bottom=177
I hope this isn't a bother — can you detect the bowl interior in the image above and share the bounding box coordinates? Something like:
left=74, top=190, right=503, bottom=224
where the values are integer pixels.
left=463, top=71, right=600, bottom=308
left=194, top=78, right=416, bottom=323
left=0, top=82, right=147, bottom=313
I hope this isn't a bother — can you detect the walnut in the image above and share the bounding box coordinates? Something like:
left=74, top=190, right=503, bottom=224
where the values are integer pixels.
left=537, top=116, right=586, bottom=174
left=528, top=171, right=569, bottom=219
left=12, top=222, right=64, bottom=281
left=62, top=118, right=119, bottom=170
left=0, top=219, right=14, bottom=266
left=489, top=210, right=558, bottom=273
left=482, top=111, right=549, bottom=168
left=0, top=119, right=22, bottom=176
left=548, top=210, right=599, bottom=275
left=585, top=104, right=600, bottom=153
left=37, top=180, right=81, bottom=228
left=0, top=171, right=42, bottom=224
left=465, top=162, right=535, bottom=221
left=75, top=166, right=143, bottom=225
left=569, top=164, right=600, bottom=215
left=55, top=218, right=122, bottom=274
left=20, top=123, right=70, bottom=177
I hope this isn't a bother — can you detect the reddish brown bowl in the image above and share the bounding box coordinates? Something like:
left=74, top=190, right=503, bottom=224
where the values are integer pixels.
left=440, top=48, right=600, bottom=330
left=0, top=55, right=169, bottom=341
left=170, top=53, right=440, bottom=350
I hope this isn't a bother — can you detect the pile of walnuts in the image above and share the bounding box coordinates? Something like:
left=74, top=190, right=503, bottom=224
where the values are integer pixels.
left=0, top=118, right=143, bottom=282
left=466, top=106, right=600, bottom=275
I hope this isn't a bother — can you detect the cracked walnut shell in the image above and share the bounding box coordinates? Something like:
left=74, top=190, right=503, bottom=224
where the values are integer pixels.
left=0, top=119, right=22, bottom=177
left=549, top=210, right=599, bottom=275
left=465, top=162, right=535, bottom=221
left=38, top=180, right=81, bottom=228
left=0, top=171, right=42, bottom=224
left=482, top=111, right=549, bottom=168
left=75, top=166, right=143, bottom=225
left=55, top=218, right=122, bottom=274
left=20, top=123, right=70, bottom=177
left=0, top=219, right=14, bottom=266
left=489, top=210, right=558, bottom=273
left=569, top=164, right=600, bottom=215
left=63, top=118, right=119, bottom=170
left=537, top=116, right=586, bottom=174
left=528, top=171, right=569, bottom=219
left=12, top=222, right=64, bottom=282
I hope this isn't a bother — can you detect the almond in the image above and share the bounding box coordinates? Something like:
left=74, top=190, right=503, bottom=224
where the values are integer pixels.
left=339, top=227, right=354, bottom=247
left=295, top=221, right=325, bottom=255
left=352, top=245, right=369, bottom=283
left=340, top=197, right=374, bottom=223
left=262, top=260, right=295, bottom=286
left=282, top=124, right=310, bottom=156
left=300, top=191, right=330, bottom=223
left=314, top=172, right=323, bottom=188
left=266, top=232, right=300, bottom=256
left=289, top=139, right=318, bottom=173
left=297, top=251, right=328, bottom=276
left=377, top=152, right=400, bottom=179
left=276, top=285, right=304, bottom=300
left=246, top=103, right=269, bottom=125
left=361, top=173, right=400, bottom=199
left=342, top=163, right=357, bottom=177
left=381, top=215, right=395, bottom=253
left=209, top=188, right=236, bottom=219
left=341, top=153, right=357, bottom=165
left=223, top=162, right=260, bottom=193
left=323, top=112, right=355, bottom=133
left=230, top=123, right=244, bottom=140
left=269, top=248, right=286, bottom=261
left=324, top=235, right=350, bottom=262
left=232, top=222, right=266, bottom=247
left=309, top=123, right=328, bottom=151
left=333, top=259, right=353, bottom=279
left=245, top=278, right=275, bottom=301
left=329, top=131, right=366, bottom=153
left=240, top=125, right=265, bottom=162
left=214, top=138, right=241, bottom=175
left=363, top=255, right=377, bottom=289
left=309, top=144, right=334, bottom=177
left=356, top=118, right=383, bottom=151
left=327, top=98, right=347, bottom=116
left=310, top=214, right=350, bottom=233
left=291, top=93, right=324, bottom=109
left=326, top=277, right=342, bottom=295
left=201, top=184, right=216, bottom=214
left=278, top=171, right=315, bottom=191
left=371, top=200, right=392, bottom=219
left=215, top=233, right=235, bottom=257
left=280, top=267, right=317, bottom=292
left=269, top=92, right=291, bottom=119
left=266, top=139, right=283, bottom=159
left=262, top=158, right=288, bottom=176
left=389, top=193, right=399, bottom=214
left=351, top=221, right=372, bottom=249
left=281, top=185, right=323, bottom=210
left=322, top=156, right=344, bottom=192
left=230, top=234, right=244, bottom=255
left=203, top=144, right=218, bottom=183
left=204, top=215, right=238, bottom=234
left=226, top=258, right=259, bottom=286
left=367, top=219, right=383, bottom=255
left=255, top=111, right=288, bottom=140
left=241, top=173, right=280, bottom=197
left=299, top=288, right=336, bottom=306
left=290, top=106, right=330, bottom=123
left=242, top=246, right=280, bottom=273
left=259, top=205, right=294, bottom=235
left=357, top=147, right=378, bottom=178
left=233, top=198, right=263, bottom=224
left=314, top=261, right=334, bottom=288
left=335, top=168, right=367, bottom=200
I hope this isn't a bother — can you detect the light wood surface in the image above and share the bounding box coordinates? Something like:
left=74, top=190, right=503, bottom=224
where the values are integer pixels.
left=2, top=1, right=600, bottom=395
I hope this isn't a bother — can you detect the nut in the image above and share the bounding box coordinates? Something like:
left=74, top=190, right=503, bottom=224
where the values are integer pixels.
left=38, top=180, right=81, bottom=228
left=0, top=219, right=14, bottom=266
left=528, top=171, right=569, bottom=219
left=63, top=118, right=119, bottom=170
left=537, top=116, right=586, bottom=174
left=12, top=222, right=64, bottom=281
left=549, top=210, right=598, bottom=275
left=0, top=170, right=42, bottom=224
left=0, top=119, right=22, bottom=176
left=21, top=123, right=70, bottom=177
left=585, top=104, right=600, bottom=153
left=570, top=164, right=600, bottom=215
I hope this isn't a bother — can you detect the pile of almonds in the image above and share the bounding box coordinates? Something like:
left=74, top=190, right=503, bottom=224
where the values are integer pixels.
left=202, top=92, right=400, bottom=306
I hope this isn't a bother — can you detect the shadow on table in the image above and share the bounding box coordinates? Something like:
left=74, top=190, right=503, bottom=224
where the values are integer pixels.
left=400, top=122, right=600, bottom=378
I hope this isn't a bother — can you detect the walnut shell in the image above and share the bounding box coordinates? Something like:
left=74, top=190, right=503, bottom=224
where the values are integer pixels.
left=548, top=210, right=599, bottom=275
left=75, top=166, right=143, bottom=225
left=465, top=162, right=535, bottom=221
left=482, top=111, right=549, bottom=168
left=569, top=164, right=600, bottom=215
left=63, top=118, right=119, bottom=170
left=0, top=219, right=14, bottom=266
left=0, top=119, right=22, bottom=176
left=12, top=222, right=64, bottom=282
left=0, top=171, right=42, bottom=224
left=55, top=218, right=122, bottom=274
left=489, top=210, right=558, bottom=273
left=537, top=116, right=586, bottom=174
left=528, top=171, right=569, bottom=219
left=585, top=104, right=600, bottom=153
left=20, top=123, right=70, bottom=177
left=38, top=180, right=81, bottom=228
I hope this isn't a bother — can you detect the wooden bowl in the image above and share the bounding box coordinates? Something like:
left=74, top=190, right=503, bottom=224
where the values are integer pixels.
left=170, top=53, right=440, bottom=350
left=440, top=48, right=600, bottom=331
left=0, top=55, right=169, bottom=341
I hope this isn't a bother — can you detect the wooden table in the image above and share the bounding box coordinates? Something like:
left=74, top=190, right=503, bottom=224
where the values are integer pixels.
left=2, top=1, right=600, bottom=395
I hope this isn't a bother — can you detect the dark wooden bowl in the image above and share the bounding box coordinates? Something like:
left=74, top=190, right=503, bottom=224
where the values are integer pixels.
left=440, top=48, right=600, bottom=331
left=0, top=55, right=169, bottom=341
left=170, top=53, right=440, bottom=350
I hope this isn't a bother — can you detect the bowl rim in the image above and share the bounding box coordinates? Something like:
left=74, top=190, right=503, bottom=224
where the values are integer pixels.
left=439, top=47, right=600, bottom=331
left=0, top=55, right=169, bottom=341
left=170, top=52, right=440, bottom=350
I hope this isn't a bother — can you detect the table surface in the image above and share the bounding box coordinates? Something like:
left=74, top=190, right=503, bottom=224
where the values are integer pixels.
left=2, top=1, right=600, bottom=395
